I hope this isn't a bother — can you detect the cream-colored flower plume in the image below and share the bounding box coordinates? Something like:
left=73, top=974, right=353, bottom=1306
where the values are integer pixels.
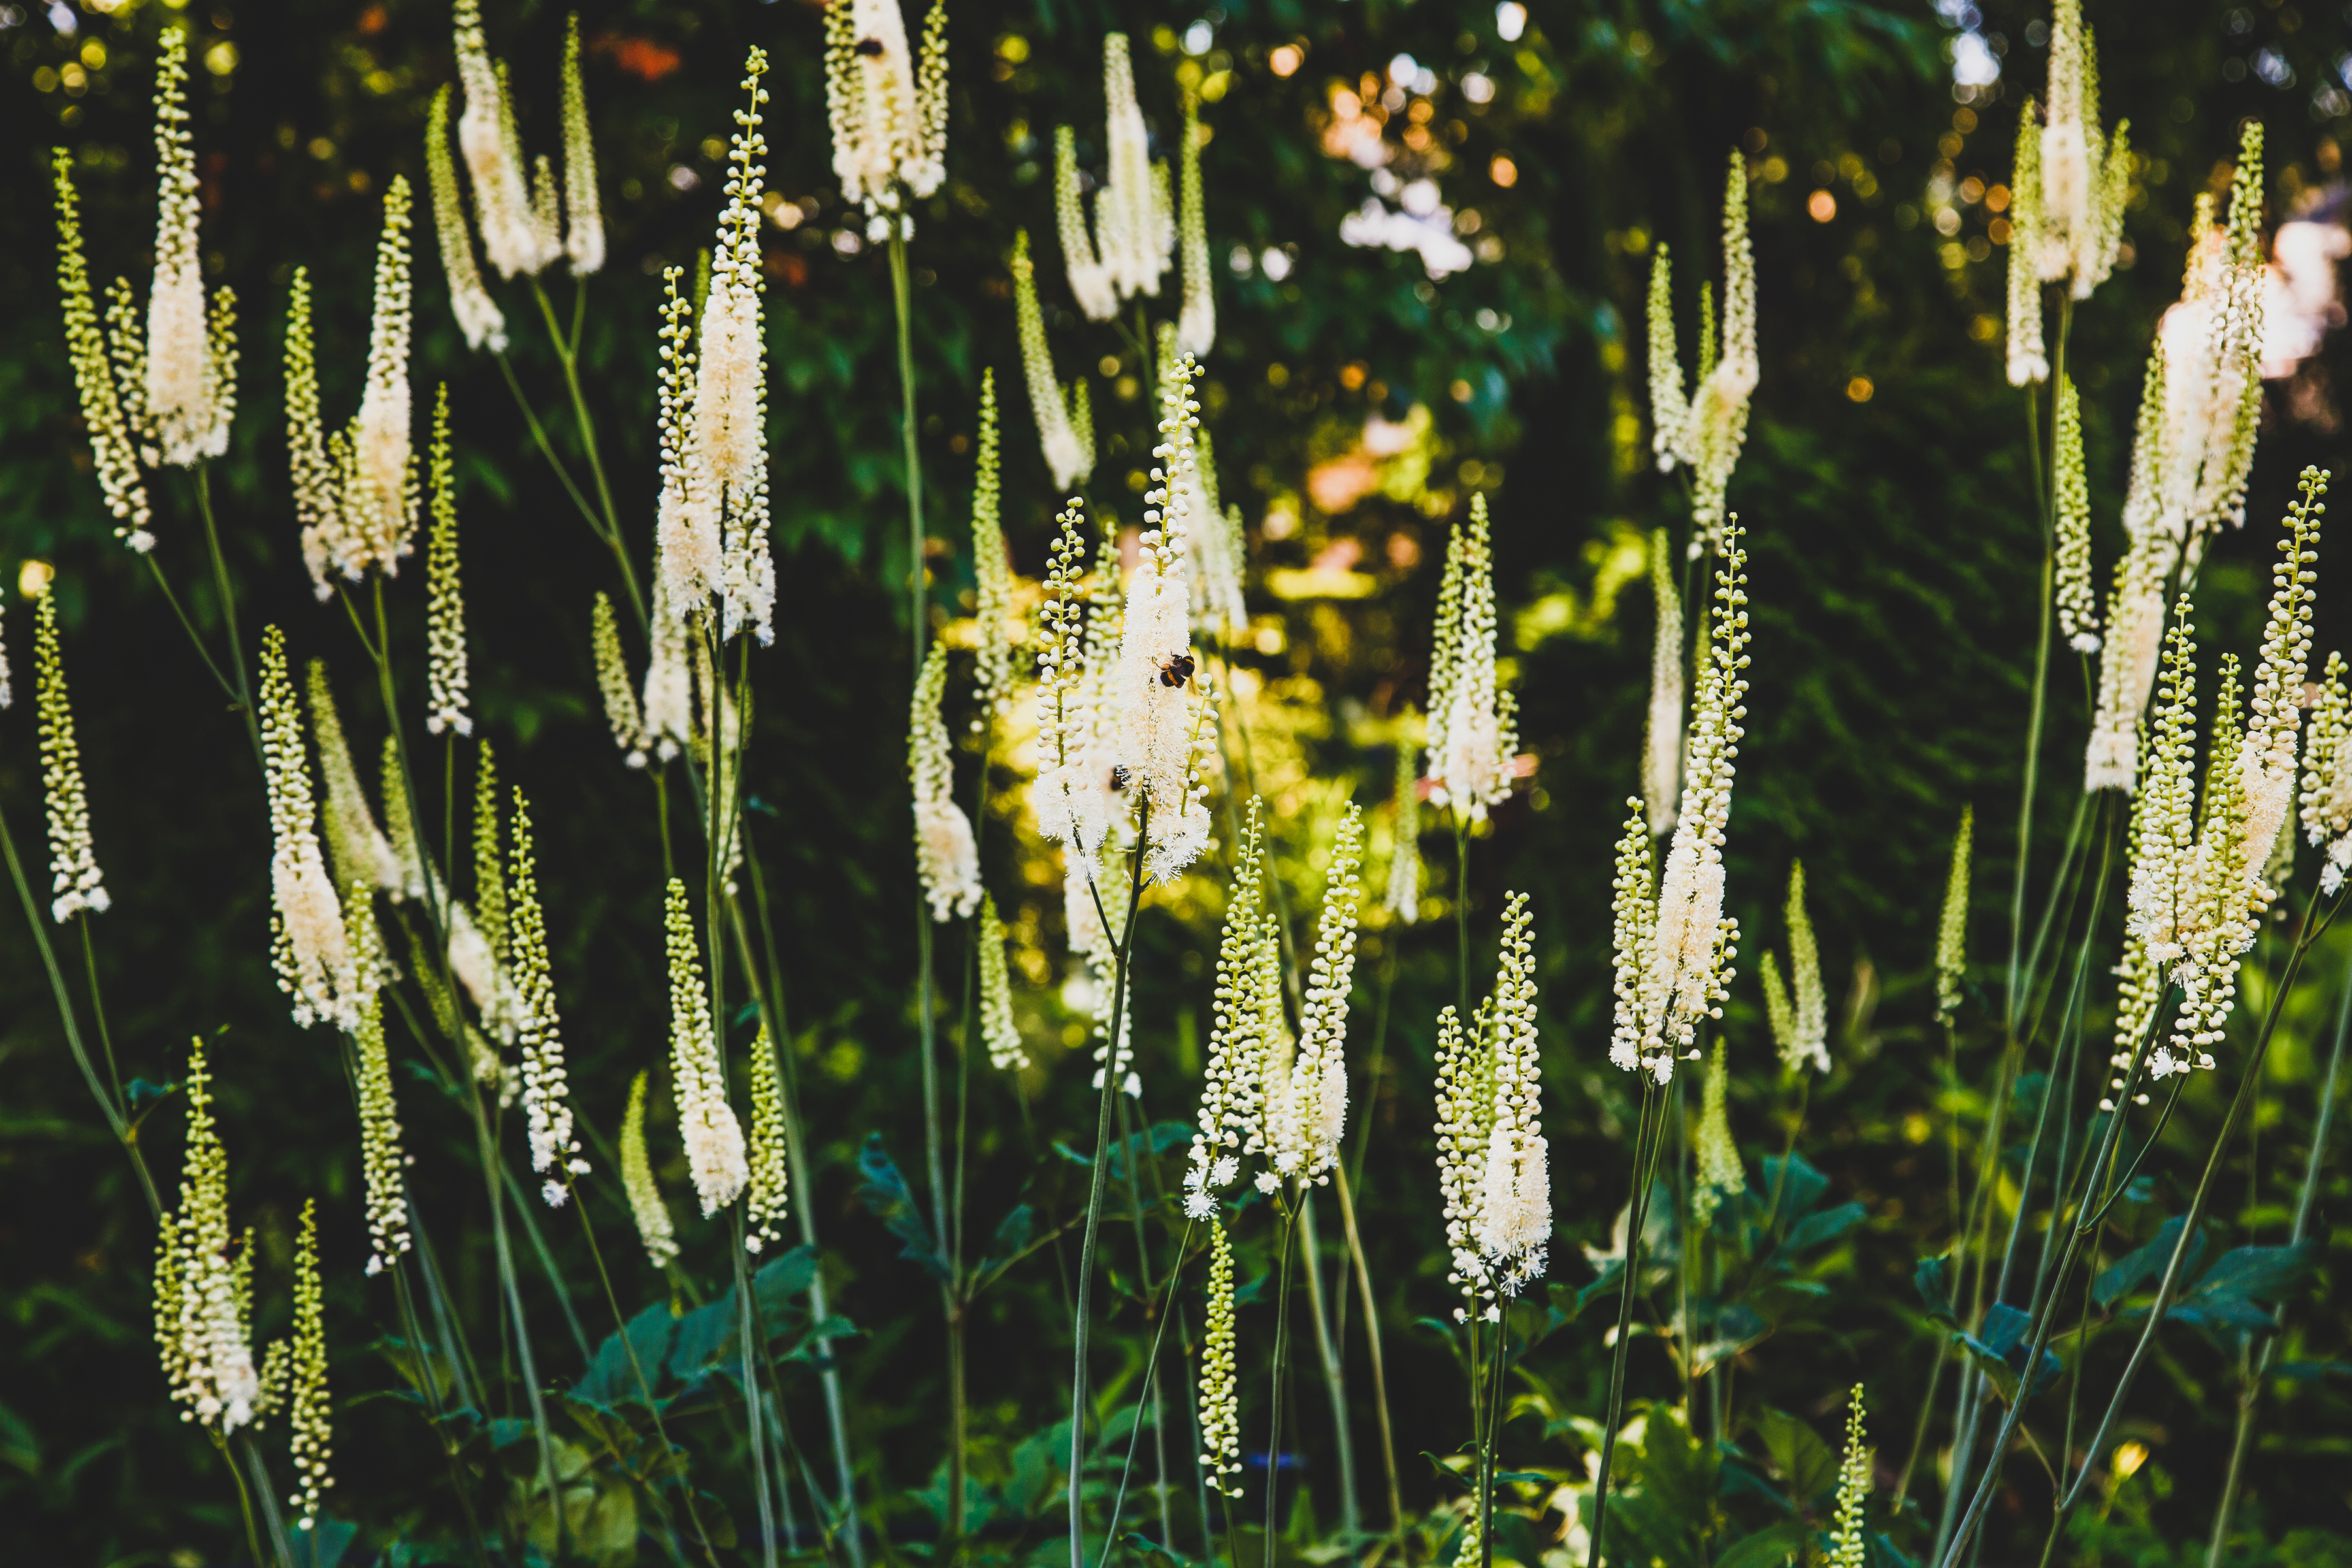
left=512, top=790, right=589, bottom=1200
left=1425, top=494, right=1518, bottom=820
left=1269, top=804, right=1364, bottom=1185
left=824, top=0, right=947, bottom=229
left=620, top=1069, right=681, bottom=1269
left=1642, top=527, right=1684, bottom=836
left=34, top=589, right=107, bottom=923
left=666, top=877, right=748, bottom=1215
left=745, top=1026, right=792, bottom=1252
left=453, top=0, right=556, bottom=279
left=1176, top=93, right=1215, bottom=356
left=154, top=1038, right=261, bottom=1433
left=1198, top=1216, right=1242, bottom=1494
left=911, top=644, right=983, bottom=921
left=561, top=14, right=604, bottom=275
left=53, top=150, right=154, bottom=547
left=1013, top=231, right=1095, bottom=491
left=261, top=629, right=356, bottom=1030
left=144, top=26, right=235, bottom=468
left=1610, top=517, right=1752, bottom=1082
left=427, top=84, right=507, bottom=351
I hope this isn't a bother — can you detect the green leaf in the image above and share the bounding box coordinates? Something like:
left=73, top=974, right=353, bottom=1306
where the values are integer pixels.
left=1758, top=1154, right=1829, bottom=1223
left=1771, top=1201, right=1865, bottom=1264
left=2093, top=1217, right=2204, bottom=1309
left=1754, top=1407, right=1839, bottom=1505
left=857, top=1134, right=949, bottom=1282
left=1914, top=1254, right=1957, bottom=1324
left=1717, top=1519, right=1812, bottom=1568
left=2184, top=1241, right=2319, bottom=1309
left=573, top=1302, right=676, bottom=1407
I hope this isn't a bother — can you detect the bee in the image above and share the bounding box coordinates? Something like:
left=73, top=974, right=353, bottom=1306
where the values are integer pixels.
left=855, top=37, right=886, bottom=55
left=1108, top=764, right=1132, bottom=792
left=1156, top=652, right=1196, bottom=689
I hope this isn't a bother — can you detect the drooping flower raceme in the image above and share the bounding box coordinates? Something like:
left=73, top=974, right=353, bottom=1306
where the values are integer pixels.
left=1766, top=860, right=1827, bottom=1075
left=287, top=1198, right=335, bottom=1530
left=2301, top=649, right=2352, bottom=889
left=2004, top=106, right=2048, bottom=387
left=1829, top=1386, right=1870, bottom=1568
left=1612, top=517, right=1752, bottom=1082
left=1177, top=92, right=1215, bottom=357
left=2053, top=374, right=2100, bottom=652
left=34, top=589, right=107, bottom=923
left=1185, top=800, right=1273, bottom=1216
left=1100, top=355, right=1220, bottom=883
left=353, top=992, right=413, bottom=1276
left=978, top=894, right=1028, bottom=1071
left=1032, top=499, right=1099, bottom=847
left=261, top=629, right=355, bottom=1030
left=1055, top=124, right=1118, bottom=321
left=1658, top=153, right=1757, bottom=555
left=427, top=85, right=507, bottom=352
left=1188, top=433, right=1249, bottom=645
left=1475, top=893, right=1550, bottom=1298
left=2158, top=126, right=2268, bottom=574
left=1646, top=244, right=1688, bottom=468
left=1269, top=804, right=1364, bottom=1185
left=680, top=54, right=777, bottom=645
left=512, top=790, right=589, bottom=1201
left=1013, top=230, right=1096, bottom=492
left=53, top=152, right=155, bottom=547
left=2085, top=350, right=2177, bottom=791
left=1434, top=1001, right=1499, bottom=1320
left=621, top=1070, right=681, bottom=1269
left=154, top=1037, right=261, bottom=1433
left=561, top=16, right=604, bottom=275
left=593, top=592, right=649, bottom=766
left=452, top=0, right=554, bottom=280
left=969, top=370, right=1019, bottom=730
left=1691, top=1041, right=1744, bottom=1224
left=1384, top=730, right=1423, bottom=924
left=824, top=0, right=948, bottom=231
left=424, top=386, right=472, bottom=736
left=910, top=644, right=983, bottom=921
left=1642, top=526, right=1684, bottom=836
left=666, top=877, right=749, bottom=1215
left=1085, top=36, right=1173, bottom=306
left=1198, top=1216, right=1243, bottom=1495
left=2033, top=0, right=2131, bottom=301
left=1936, top=804, right=1973, bottom=1027
left=745, top=1026, right=792, bottom=1253
left=144, top=26, right=236, bottom=468
left=1424, top=493, right=1518, bottom=821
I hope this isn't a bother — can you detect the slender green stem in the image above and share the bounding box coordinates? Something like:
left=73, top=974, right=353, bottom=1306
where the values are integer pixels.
left=1587, top=1082, right=1670, bottom=1568
left=1454, top=817, right=1471, bottom=1019
left=141, top=556, right=242, bottom=719
left=1070, top=800, right=1151, bottom=1568
left=736, top=1212, right=783, bottom=1568
left=1106, top=1220, right=1201, bottom=1542
left=2203, top=936, right=2352, bottom=1565
left=570, top=1190, right=722, bottom=1567
left=529, top=278, right=645, bottom=625
left=390, top=1259, right=497, bottom=1568
left=2005, top=293, right=2070, bottom=1027
left=214, top=1431, right=272, bottom=1568
left=738, top=859, right=866, bottom=1568
left=193, top=465, right=265, bottom=773
left=0, top=804, right=159, bottom=1217
left=2039, top=897, right=2336, bottom=1546
left=1297, top=1188, right=1362, bottom=1539
left=1477, top=1290, right=1509, bottom=1568
left=1333, top=1162, right=1405, bottom=1552
left=1265, top=1201, right=1302, bottom=1568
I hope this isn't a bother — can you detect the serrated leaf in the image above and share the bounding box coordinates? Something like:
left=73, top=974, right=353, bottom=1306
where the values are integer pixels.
left=1757, top=1154, right=1829, bottom=1224
left=856, top=1133, right=949, bottom=1282
left=2185, top=1241, right=2319, bottom=1308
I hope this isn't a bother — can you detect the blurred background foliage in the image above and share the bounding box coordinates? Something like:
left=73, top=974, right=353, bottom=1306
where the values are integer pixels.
left=4, top=0, right=2352, bottom=1563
